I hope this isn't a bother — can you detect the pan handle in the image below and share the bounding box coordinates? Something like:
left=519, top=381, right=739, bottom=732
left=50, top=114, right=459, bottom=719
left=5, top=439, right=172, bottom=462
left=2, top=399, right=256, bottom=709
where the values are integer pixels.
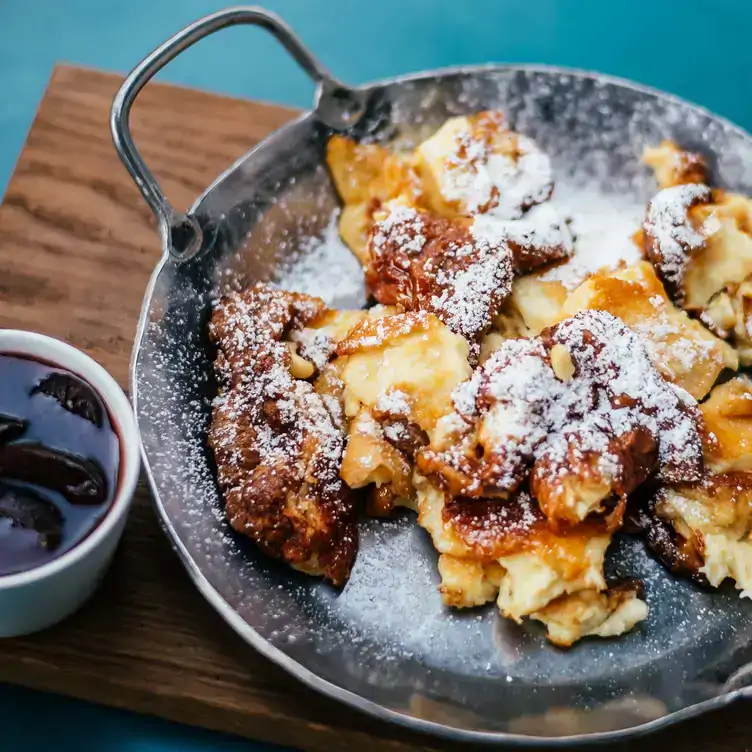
left=110, top=6, right=366, bottom=260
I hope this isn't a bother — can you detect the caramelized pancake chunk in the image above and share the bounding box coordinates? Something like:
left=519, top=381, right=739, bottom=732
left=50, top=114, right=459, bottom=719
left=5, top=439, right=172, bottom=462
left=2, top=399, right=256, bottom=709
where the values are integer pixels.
left=507, top=274, right=569, bottom=334
left=437, top=554, right=503, bottom=608
left=336, top=312, right=470, bottom=505
left=637, top=473, right=752, bottom=595
left=414, top=476, right=625, bottom=625
left=339, top=407, right=414, bottom=514
left=531, top=583, right=648, bottom=647
left=325, top=135, right=423, bottom=262
left=684, top=192, right=752, bottom=312
left=289, top=309, right=369, bottom=371
left=419, top=310, right=703, bottom=525
left=338, top=312, right=471, bottom=441
left=415, top=111, right=553, bottom=219
left=643, top=183, right=712, bottom=302
left=471, top=203, right=573, bottom=275
left=326, top=134, right=421, bottom=206
left=643, top=141, right=709, bottom=190
left=366, top=203, right=514, bottom=350
left=208, top=284, right=357, bottom=586
left=560, top=261, right=737, bottom=399
left=633, top=379, right=752, bottom=595
left=700, top=376, right=752, bottom=473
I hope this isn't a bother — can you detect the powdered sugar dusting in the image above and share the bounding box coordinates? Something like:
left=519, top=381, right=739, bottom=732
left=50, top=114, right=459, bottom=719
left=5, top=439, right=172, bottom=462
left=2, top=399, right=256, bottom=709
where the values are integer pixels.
left=290, top=327, right=334, bottom=370
left=451, top=492, right=541, bottom=552
left=429, top=236, right=513, bottom=341
left=643, top=184, right=712, bottom=296
left=372, top=205, right=426, bottom=255
left=376, top=389, right=411, bottom=416
left=442, top=127, right=553, bottom=218
left=539, top=190, right=643, bottom=290
left=277, top=210, right=366, bottom=308
left=632, top=307, right=715, bottom=379
left=383, top=422, right=411, bottom=444
left=471, top=203, right=573, bottom=258
left=553, top=312, right=701, bottom=478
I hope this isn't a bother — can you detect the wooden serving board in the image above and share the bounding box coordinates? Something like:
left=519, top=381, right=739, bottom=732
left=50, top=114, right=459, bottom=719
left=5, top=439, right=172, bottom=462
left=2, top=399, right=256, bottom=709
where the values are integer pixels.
left=0, top=64, right=750, bottom=752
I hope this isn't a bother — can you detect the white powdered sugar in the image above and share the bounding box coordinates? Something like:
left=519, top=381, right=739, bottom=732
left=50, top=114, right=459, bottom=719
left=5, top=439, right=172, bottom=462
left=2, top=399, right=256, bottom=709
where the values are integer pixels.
left=371, top=205, right=426, bottom=255
left=643, top=183, right=712, bottom=293
left=289, top=327, right=334, bottom=370
left=442, top=128, right=553, bottom=218
left=539, top=190, right=644, bottom=290
left=452, top=368, right=484, bottom=419
left=632, top=310, right=715, bottom=378
left=277, top=211, right=366, bottom=308
left=429, top=237, right=513, bottom=341
left=550, top=312, right=702, bottom=476
left=383, top=421, right=411, bottom=444
left=376, top=389, right=411, bottom=416
left=448, top=491, right=542, bottom=551
left=470, top=203, right=574, bottom=258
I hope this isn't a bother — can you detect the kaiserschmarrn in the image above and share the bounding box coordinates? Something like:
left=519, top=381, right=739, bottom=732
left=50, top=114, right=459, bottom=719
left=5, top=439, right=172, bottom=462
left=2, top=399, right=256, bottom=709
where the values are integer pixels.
left=207, top=111, right=752, bottom=647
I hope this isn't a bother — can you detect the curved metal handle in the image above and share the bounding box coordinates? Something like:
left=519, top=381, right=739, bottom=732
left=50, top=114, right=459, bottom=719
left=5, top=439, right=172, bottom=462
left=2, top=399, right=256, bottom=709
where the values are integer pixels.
left=110, top=6, right=366, bottom=260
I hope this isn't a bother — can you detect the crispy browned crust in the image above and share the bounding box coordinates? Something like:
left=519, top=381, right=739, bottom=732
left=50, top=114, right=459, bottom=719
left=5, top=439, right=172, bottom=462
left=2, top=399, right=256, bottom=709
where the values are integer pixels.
left=629, top=489, right=707, bottom=584
left=674, top=152, right=709, bottom=187
left=440, top=489, right=609, bottom=562
left=630, top=473, right=752, bottom=585
left=207, top=283, right=358, bottom=586
left=335, top=310, right=433, bottom=357
left=642, top=184, right=712, bottom=303
left=506, top=233, right=571, bottom=275
left=365, top=207, right=513, bottom=350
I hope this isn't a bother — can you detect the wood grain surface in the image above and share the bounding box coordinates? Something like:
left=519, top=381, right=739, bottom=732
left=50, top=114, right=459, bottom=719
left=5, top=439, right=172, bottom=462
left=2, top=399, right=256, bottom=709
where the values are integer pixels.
left=0, top=64, right=750, bottom=752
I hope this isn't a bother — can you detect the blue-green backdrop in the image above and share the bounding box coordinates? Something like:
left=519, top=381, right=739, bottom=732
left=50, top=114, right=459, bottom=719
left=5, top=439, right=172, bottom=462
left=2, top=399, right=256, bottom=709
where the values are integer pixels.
left=0, top=0, right=750, bottom=749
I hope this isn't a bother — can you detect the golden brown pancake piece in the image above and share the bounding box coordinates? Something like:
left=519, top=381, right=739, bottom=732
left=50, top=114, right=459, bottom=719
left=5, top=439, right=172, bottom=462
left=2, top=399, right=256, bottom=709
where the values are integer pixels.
left=208, top=284, right=358, bottom=586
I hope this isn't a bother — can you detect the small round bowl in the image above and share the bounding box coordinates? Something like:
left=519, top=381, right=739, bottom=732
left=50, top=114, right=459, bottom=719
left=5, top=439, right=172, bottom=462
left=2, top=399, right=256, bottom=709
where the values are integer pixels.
left=0, top=330, right=140, bottom=637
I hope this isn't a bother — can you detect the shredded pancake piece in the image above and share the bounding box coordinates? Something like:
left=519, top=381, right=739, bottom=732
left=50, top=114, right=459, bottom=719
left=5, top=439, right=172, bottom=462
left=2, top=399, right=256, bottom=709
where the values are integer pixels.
left=643, top=183, right=712, bottom=302
left=419, top=310, right=704, bottom=525
left=413, top=475, right=644, bottom=639
left=631, top=472, right=752, bottom=592
left=418, top=111, right=554, bottom=218
left=208, top=284, right=358, bottom=586
left=642, top=140, right=709, bottom=190
left=366, top=204, right=514, bottom=349
left=471, top=202, right=573, bottom=274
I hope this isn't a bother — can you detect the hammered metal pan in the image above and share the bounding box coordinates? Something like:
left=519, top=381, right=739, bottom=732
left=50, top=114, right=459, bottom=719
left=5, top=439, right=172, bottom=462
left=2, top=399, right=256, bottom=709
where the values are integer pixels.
left=111, top=6, right=752, bottom=744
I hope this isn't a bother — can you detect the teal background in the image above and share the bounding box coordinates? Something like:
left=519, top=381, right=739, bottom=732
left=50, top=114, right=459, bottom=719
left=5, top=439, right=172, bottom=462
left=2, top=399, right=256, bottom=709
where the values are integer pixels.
left=0, top=0, right=750, bottom=749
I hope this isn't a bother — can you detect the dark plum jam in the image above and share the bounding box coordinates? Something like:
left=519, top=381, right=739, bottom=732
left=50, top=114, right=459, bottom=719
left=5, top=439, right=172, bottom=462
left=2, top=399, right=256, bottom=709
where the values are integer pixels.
left=0, top=354, right=120, bottom=576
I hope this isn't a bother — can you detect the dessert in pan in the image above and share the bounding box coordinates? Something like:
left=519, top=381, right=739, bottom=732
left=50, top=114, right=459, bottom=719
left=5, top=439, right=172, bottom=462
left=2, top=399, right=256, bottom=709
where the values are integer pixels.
left=208, top=109, right=752, bottom=647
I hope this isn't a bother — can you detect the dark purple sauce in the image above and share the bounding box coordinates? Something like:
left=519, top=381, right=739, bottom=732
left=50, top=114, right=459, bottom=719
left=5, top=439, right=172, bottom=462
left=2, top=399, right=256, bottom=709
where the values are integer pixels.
left=0, top=354, right=120, bottom=576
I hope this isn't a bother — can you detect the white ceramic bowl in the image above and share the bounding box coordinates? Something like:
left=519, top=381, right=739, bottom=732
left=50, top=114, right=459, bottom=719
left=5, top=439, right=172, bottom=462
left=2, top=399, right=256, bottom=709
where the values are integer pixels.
left=0, top=330, right=140, bottom=637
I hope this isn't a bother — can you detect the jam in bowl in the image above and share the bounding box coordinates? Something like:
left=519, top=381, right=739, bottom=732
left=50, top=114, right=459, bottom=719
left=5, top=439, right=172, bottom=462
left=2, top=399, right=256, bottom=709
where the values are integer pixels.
left=0, top=354, right=121, bottom=576
left=0, top=331, right=139, bottom=637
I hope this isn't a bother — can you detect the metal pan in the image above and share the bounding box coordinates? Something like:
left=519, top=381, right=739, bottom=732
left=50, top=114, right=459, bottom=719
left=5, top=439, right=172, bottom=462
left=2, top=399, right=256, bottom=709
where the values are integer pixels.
left=111, top=6, right=752, bottom=744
